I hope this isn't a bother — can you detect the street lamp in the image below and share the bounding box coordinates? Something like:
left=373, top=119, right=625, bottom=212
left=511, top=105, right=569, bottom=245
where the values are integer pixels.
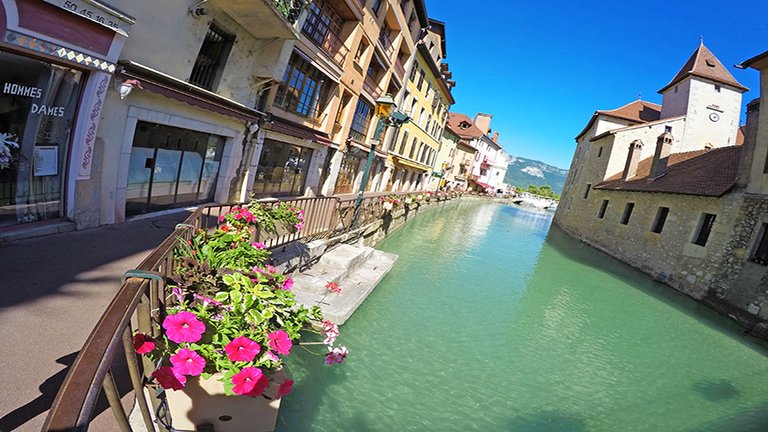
left=351, top=94, right=398, bottom=228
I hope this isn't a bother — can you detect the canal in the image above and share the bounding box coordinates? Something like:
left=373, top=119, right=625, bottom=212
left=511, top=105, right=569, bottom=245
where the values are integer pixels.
left=277, top=201, right=768, bottom=431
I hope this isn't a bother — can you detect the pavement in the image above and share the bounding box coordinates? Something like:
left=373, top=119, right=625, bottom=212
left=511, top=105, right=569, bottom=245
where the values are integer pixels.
left=0, top=210, right=191, bottom=432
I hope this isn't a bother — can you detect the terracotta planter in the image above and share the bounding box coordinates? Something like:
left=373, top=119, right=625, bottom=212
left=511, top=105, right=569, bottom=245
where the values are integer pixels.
left=164, top=373, right=282, bottom=432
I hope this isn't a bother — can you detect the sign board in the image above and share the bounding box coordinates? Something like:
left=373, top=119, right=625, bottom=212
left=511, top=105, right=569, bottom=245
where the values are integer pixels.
left=34, top=146, right=58, bottom=176
left=44, top=0, right=133, bottom=35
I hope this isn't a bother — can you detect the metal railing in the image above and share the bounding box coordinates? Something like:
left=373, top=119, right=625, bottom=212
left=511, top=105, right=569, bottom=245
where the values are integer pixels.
left=394, top=58, right=406, bottom=80
left=273, top=0, right=304, bottom=24
left=301, top=13, right=350, bottom=67
left=362, top=75, right=383, bottom=99
left=42, top=190, right=434, bottom=431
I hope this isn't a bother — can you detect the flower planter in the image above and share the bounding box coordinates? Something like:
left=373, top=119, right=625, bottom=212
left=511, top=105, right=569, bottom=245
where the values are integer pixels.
left=383, top=201, right=394, bottom=211
left=254, top=220, right=295, bottom=242
left=164, top=374, right=282, bottom=432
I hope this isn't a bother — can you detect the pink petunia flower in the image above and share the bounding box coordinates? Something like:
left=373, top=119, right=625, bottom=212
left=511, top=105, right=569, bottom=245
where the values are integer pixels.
left=170, top=348, right=206, bottom=376
left=133, top=333, right=156, bottom=354
left=225, top=336, right=261, bottom=363
left=268, top=330, right=293, bottom=355
left=276, top=379, right=294, bottom=399
left=163, top=311, right=205, bottom=343
left=264, top=351, right=280, bottom=363
left=325, top=282, right=342, bottom=294
left=320, top=320, right=339, bottom=346
left=295, top=222, right=304, bottom=230
left=251, top=242, right=267, bottom=250
left=232, top=367, right=270, bottom=397
left=152, top=366, right=187, bottom=390
left=193, top=293, right=222, bottom=307
left=282, top=277, right=294, bottom=291
left=324, top=346, right=349, bottom=365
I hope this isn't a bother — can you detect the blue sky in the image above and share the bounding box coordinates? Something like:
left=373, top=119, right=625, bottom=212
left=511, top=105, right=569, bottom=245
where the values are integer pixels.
left=426, top=1, right=768, bottom=169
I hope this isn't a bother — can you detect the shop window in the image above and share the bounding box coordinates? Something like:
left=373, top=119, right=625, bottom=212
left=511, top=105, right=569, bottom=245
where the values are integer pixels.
left=651, top=207, right=670, bottom=234
left=597, top=200, right=609, bottom=219
left=252, top=139, right=313, bottom=197
left=189, top=22, right=235, bottom=91
left=126, top=122, right=225, bottom=216
left=274, top=52, right=331, bottom=121
left=620, top=203, right=634, bottom=225
left=750, top=223, right=768, bottom=265
left=692, top=213, right=717, bottom=246
left=349, top=99, right=373, bottom=142
left=0, top=50, right=84, bottom=227
left=335, top=151, right=362, bottom=194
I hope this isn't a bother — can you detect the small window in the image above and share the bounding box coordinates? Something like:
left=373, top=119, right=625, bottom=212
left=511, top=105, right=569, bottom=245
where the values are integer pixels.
left=750, top=223, right=768, bottom=265
left=693, top=213, right=717, bottom=246
left=583, top=184, right=591, bottom=199
left=651, top=207, right=670, bottom=234
left=189, top=23, right=235, bottom=90
left=665, top=125, right=672, bottom=133
left=714, top=84, right=721, bottom=92
left=674, top=86, right=678, bottom=94
left=597, top=200, right=609, bottom=219
left=620, top=203, right=635, bottom=225
left=597, top=147, right=603, bottom=158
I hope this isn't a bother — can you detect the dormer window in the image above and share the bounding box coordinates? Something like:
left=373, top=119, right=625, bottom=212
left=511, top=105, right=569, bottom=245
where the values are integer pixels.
left=459, top=121, right=470, bottom=129
left=705, top=58, right=716, bottom=67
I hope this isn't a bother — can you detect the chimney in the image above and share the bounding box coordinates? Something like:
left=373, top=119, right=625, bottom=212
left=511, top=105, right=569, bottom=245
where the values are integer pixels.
left=622, top=139, right=644, bottom=180
left=474, top=113, right=492, bottom=136
left=649, top=132, right=674, bottom=179
left=736, top=98, right=760, bottom=187
left=492, top=131, right=499, bottom=143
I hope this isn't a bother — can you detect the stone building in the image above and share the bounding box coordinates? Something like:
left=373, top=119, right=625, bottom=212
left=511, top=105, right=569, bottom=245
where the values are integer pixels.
left=555, top=42, right=768, bottom=333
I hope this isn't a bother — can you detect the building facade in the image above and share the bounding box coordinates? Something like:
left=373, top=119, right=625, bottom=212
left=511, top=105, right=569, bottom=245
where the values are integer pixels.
left=555, top=43, right=768, bottom=332
left=0, top=0, right=132, bottom=229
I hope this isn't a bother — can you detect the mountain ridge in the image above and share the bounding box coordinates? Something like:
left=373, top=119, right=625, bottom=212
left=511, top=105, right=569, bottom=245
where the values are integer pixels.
left=504, top=156, right=568, bottom=194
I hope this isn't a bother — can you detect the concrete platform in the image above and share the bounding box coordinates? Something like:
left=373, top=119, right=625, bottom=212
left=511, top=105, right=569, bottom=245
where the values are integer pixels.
left=291, top=244, right=398, bottom=325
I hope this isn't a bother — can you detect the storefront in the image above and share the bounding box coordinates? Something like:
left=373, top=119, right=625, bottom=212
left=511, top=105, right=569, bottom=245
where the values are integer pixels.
left=251, top=138, right=313, bottom=197
left=0, top=0, right=131, bottom=229
left=0, top=49, right=84, bottom=227
left=126, top=122, right=225, bottom=216
left=334, top=150, right=363, bottom=194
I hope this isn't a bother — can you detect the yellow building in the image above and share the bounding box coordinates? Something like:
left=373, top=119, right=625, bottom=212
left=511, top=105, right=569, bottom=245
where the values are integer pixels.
left=385, top=19, right=454, bottom=191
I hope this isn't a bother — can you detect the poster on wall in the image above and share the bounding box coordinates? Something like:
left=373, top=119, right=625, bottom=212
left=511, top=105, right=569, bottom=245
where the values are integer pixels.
left=34, top=146, right=58, bottom=176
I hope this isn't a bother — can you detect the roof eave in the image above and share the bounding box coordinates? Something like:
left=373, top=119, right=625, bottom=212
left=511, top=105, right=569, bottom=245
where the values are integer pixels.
left=658, top=72, right=749, bottom=94
left=739, top=50, right=768, bottom=70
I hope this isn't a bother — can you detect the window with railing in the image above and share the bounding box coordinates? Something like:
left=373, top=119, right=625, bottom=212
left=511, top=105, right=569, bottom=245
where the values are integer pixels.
left=302, top=0, right=349, bottom=67
left=274, top=52, right=331, bottom=121
left=349, top=99, right=373, bottom=142
left=189, top=23, right=235, bottom=90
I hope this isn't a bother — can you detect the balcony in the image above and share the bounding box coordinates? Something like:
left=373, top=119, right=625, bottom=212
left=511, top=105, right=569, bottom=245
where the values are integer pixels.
left=394, top=58, right=406, bottom=80
left=217, top=0, right=304, bottom=39
left=363, top=75, right=383, bottom=99
left=377, top=30, right=395, bottom=59
left=301, top=10, right=351, bottom=67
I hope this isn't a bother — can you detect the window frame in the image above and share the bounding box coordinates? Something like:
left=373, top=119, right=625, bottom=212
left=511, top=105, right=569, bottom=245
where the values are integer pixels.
left=597, top=199, right=609, bottom=219
left=749, top=223, right=768, bottom=265
left=692, top=213, right=717, bottom=246
left=650, top=206, right=670, bottom=234
left=349, top=98, right=373, bottom=142
left=620, top=202, right=635, bottom=225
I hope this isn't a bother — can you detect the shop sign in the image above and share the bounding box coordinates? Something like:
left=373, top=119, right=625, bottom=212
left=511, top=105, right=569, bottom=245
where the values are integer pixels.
left=44, top=0, right=133, bottom=35
left=2, top=83, right=68, bottom=117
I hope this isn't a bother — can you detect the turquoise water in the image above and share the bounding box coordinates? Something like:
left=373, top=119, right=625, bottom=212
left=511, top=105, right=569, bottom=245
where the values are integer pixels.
left=276, top=201, right=768, bottom=431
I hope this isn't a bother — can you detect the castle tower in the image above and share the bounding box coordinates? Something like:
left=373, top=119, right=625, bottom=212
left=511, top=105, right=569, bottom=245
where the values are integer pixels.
left=658, top=42, right=747, bottom=151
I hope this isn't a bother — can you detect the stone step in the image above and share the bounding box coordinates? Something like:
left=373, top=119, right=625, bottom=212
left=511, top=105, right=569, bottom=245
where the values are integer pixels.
left=317, top=243, right=373, bottom=277
left=291, top=247, right=398, bottom=325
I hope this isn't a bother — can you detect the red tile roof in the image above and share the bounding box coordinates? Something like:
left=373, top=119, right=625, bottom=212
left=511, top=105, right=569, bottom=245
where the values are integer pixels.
left=659, top=43, right=748, bottom=93
left=576, top=100, right=661, bottom=140
left=447, top=112, right=485, bottom=140
left=594, top=145, right=741, bottom=197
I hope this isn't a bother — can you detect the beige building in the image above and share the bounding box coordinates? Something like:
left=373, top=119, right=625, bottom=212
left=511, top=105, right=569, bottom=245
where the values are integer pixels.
left=555, top=43, right=768, bottom=335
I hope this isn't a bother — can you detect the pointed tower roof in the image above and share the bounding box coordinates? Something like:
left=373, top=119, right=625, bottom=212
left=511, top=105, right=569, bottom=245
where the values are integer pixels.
left=658, top=43, right=748, bottom=93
